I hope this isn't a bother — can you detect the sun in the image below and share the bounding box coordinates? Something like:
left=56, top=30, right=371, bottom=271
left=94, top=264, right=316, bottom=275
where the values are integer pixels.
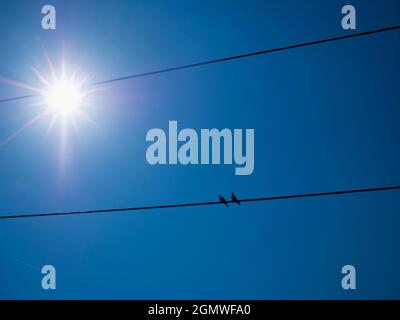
left=0, top=51, right=98, bottom=145
left=44, top=78, right=84, bottom=116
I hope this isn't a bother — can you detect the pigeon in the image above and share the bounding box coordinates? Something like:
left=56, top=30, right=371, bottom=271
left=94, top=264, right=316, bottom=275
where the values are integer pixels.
left=219, top=195, right=229, bottom=207
left=231, top=193, right=241, bottom=205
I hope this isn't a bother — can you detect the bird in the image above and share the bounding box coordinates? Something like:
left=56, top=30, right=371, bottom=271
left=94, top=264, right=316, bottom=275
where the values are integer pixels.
left=219, top=195, right=229, bottom=207
left=231, top=192, right=241, bottom=205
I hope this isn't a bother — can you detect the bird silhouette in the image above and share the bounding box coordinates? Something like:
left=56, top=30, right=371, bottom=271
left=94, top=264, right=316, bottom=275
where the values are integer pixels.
left=219, top=195, right=229, bottom=207
left=231, top=193, right=241, bottom=205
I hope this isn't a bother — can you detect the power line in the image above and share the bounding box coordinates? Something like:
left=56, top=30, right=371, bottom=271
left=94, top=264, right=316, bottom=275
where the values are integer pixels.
left=0, top=94, right=36, bottom=104
left=94, top=25, right=400, bottom=85
left=1, top=185, right=399, bottom=220
left=1, top=25, right=399, bottom=104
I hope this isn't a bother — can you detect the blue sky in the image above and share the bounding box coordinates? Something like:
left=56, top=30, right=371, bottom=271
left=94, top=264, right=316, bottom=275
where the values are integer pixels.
left=0, top=0, right=400, bottom=299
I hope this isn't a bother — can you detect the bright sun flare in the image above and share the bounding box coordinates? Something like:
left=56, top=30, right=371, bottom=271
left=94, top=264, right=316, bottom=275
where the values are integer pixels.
left=0, top=52, right=97, bottom=145
left=44, top=79, right=84, bottom=116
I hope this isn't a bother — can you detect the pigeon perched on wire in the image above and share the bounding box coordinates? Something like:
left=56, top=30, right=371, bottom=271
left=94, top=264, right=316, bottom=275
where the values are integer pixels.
left=231, top=193, right=241, bottom=205
left=219, top=195, right=229, bottom=207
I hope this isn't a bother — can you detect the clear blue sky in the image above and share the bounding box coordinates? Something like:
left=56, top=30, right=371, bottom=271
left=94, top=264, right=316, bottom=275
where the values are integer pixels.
left=0, top=0, right=399, bottom=299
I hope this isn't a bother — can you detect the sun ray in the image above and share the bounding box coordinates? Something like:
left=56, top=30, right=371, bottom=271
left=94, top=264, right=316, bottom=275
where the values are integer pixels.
left=0, top=76, right=44, bottom=94
left=42, top=47, right=57, bottom=81
left=77, top=73, right=92, bottom=87
left=75, top=108, right=97, bottom=125
left=69, top=115, right=80, bottom=136
left=46, top=114, right=59, bottom=136
left=30, top=65, right=51, bottom=86
left=0, top=112, right=45, bottom=146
